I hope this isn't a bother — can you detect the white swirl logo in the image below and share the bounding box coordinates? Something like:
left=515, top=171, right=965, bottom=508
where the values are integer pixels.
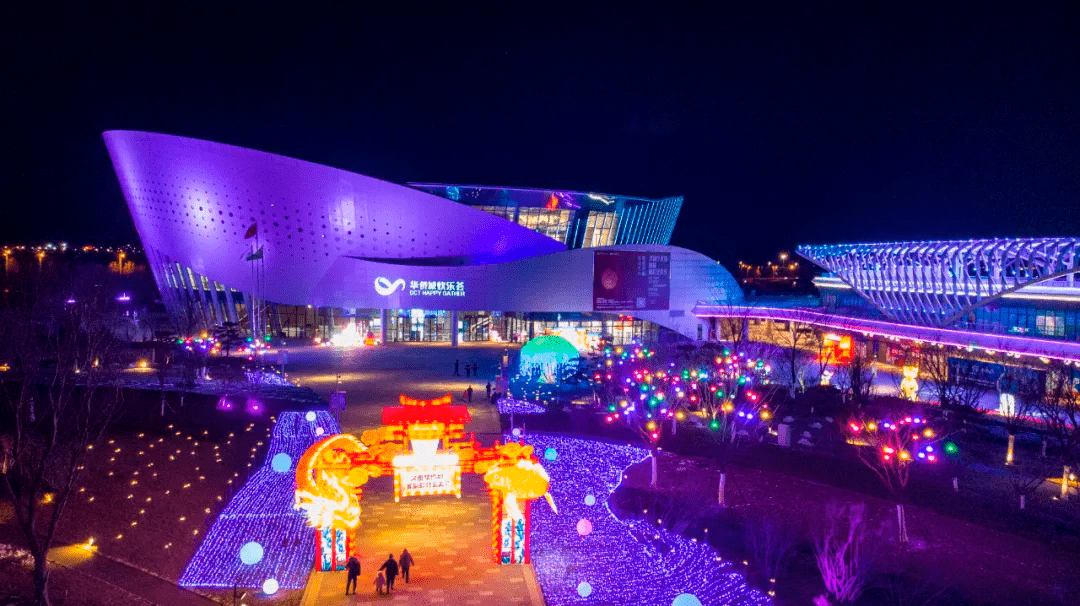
left=373, top=277, right=406, bottom=296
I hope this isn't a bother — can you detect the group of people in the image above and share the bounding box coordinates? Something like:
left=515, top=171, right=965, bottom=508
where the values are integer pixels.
left=345, top=549, right=415, bottom=596
left=454, top=359, right=481, bottom=378
left=463, top=381, right=501, bottom=405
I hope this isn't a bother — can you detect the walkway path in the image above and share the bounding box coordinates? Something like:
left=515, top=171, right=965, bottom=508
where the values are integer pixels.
left=48, top=545, right=216, bottom=606
left=302, top=474, right=542, bottom=606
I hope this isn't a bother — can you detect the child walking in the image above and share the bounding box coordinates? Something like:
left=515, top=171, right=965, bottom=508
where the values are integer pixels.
left=375, top=571, right=386, bottom=595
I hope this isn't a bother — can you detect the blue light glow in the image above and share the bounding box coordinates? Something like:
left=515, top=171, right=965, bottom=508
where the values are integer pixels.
left=178, top=411, right=341, bottom=590
left=519, top=434, right=770, bottom=606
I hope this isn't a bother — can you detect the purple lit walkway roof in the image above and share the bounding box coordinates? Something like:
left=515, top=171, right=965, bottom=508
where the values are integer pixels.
left=693, top=304, right=1080, bottom=363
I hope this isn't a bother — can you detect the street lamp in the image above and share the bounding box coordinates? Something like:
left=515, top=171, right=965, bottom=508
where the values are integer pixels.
left=118, top=251, right=127, bottom=277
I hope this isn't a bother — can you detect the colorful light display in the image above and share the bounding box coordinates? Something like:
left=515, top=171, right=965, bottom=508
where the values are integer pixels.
left=519, top=335, right=580, bottom=383
left=294, top=393, right=554, bottom=569
left=178, top=410, right=340, bottom=590
left=522, top=434, right=770, bottom=606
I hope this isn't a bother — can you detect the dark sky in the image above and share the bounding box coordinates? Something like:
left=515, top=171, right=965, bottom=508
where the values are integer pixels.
left=3, top=1, right=1079, bottom=266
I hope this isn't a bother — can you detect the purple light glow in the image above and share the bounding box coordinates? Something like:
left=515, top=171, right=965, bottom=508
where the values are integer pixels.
left=519, top=433, right=770, bottom=606
left=179, top=410, right=341, bottom=590
left=695, top=304, right=1080, bottom=363
left=116, top=293, right=131, bottom=302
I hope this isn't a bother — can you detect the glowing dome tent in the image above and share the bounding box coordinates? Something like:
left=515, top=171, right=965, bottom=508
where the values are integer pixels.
left=519, top=335, right=580, bottom=383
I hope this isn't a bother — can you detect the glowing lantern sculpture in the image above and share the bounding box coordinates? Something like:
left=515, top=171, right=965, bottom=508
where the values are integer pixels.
left=294, top=394, right=554, bottom=569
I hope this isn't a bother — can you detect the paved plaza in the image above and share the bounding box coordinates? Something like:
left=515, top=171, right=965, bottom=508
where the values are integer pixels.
left=283, top=342, right=515, bottom=439
left=287, top=343, right=542, bottom=606
left=301, top=475, right=541, bottom=606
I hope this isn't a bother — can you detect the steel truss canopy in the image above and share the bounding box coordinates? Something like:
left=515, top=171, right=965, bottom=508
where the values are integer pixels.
left=797, top=238, right=1080, bottom=326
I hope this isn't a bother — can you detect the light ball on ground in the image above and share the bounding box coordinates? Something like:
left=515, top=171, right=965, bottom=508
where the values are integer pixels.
left=577, top=581, right=592, bottom=597
left=672, top=594, right=703, bottom=606
left=305, top=410, right=317, bottom=422
left=315, top=427, right=325, bottom=436
left=584, top=494, right=596, bottom=506
left=239, top=542, right=263, bottom=565
left=262, top=578, right=279, bottom=595
left=270, top=453, right=292, bottom=473
left=576, top=518, right=592, bottom=536
left=512, top=428, right=522, bottom=438
left=544, top=447, right=558, bottom=461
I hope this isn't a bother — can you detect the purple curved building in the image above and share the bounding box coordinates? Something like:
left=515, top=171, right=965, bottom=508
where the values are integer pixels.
left=104, top=131, right=741, bottom=343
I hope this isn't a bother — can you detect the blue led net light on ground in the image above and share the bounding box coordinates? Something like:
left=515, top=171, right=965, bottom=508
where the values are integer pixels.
left=518, top=434, right=771, bottom=606
left=179, top=410, right=340, bottom=590
left=497, top=396, right=547, bottom=415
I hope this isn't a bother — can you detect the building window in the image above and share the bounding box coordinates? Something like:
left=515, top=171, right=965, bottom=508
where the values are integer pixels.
left=1036, top=312, right=1066, bottom=338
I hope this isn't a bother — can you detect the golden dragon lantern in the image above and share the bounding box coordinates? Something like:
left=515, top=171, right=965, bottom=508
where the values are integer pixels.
left=294, top=394, right=554, bottom=571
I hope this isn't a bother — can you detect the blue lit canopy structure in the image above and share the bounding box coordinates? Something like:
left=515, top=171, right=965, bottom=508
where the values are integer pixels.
left=797, top=238, right=1080, bottom=326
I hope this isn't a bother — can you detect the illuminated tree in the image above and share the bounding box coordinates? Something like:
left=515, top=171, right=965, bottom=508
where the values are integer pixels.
left=0, top=263, right=125, bottom=606
left=596, top=344, right=773, bottom=502
left=595, top=345, right=671, bottom=488
left=844, top=402, right=950, bottom=544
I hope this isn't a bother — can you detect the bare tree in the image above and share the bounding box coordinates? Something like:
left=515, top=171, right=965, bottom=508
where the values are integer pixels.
left=834, top=347, right=876, bottom=408
left=0, top=264, right=125, bottom=606
left=1006, top=458, right=1054, bottom=511
left=1029, top=363, right=1080, bottom=500
left=812, top=502, right=875, bottom=605
left=999, top=365, right=1040, bottom=466
left=765, top=315, right=819, bottom=395
left=744, top=513, right=798, bottom=584
left=916, top=347, right=992, bottom=417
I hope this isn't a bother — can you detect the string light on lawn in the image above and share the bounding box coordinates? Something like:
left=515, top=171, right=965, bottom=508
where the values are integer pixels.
left=179, top=411, right=341, bottom=590
left=520, top=434, right=769, bottom=605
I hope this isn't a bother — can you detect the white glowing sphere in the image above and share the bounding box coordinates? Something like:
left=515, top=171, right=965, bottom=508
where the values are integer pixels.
left=262, top=578, right=279, bottom=595
left=270, top=453, right=292, bottom=473
left=672, top=594, right=703, bottom=606
left=305, top=410, right=317, bottom=422
left=512, top=427, right=522, bottom=438
left=315, top=427, right=325, bottom=436
left=584, top=494, right=596, bottom=506
left=239, top=542, right=263, bottom=565
left=577, top=581, right=592, bottom=597
left=576, top=518, right=592, bottom=536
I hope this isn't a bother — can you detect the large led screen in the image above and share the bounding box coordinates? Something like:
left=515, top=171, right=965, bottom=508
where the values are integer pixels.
left=592, top=250, right=670, bottom=311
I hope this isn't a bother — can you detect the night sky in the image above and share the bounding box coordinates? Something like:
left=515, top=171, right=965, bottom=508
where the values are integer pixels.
left=3, top=2, right=1079, bottom=266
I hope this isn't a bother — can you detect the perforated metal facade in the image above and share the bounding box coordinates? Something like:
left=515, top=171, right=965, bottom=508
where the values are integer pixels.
left=105, top=131, right=738, bottom=340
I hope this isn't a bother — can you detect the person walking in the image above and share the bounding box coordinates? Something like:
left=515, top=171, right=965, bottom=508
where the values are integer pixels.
left=465, top=363, right=471, bottom=378
left=399, top=549, right=415, bottom=583
left=374, top=571, right=385, bottom=595
left=379, top=553, right=399, bottom=592
left=471, top=361, right=479, bottom=377
left=454, top=359, right=460, bottom=376
left=346, top=554, right=361, bottom=595
left=485, top=382, right=492, bottom=399
left=466, top=385, right=473, bottom=403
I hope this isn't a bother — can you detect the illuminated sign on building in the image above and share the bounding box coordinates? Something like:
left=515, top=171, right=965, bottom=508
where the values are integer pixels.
left=408, top=280, right=466, bottom=297
left=592, top=251, right=670, bottom=311
left=374, top=277, right=466, bottom=298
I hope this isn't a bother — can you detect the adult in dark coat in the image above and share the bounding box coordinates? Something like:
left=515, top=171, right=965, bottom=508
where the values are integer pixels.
left=345, top=555, right=360, bottom=594
left=399, top=549, right=415, bottom=583
left=379, top=553, right=399, bottom=592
